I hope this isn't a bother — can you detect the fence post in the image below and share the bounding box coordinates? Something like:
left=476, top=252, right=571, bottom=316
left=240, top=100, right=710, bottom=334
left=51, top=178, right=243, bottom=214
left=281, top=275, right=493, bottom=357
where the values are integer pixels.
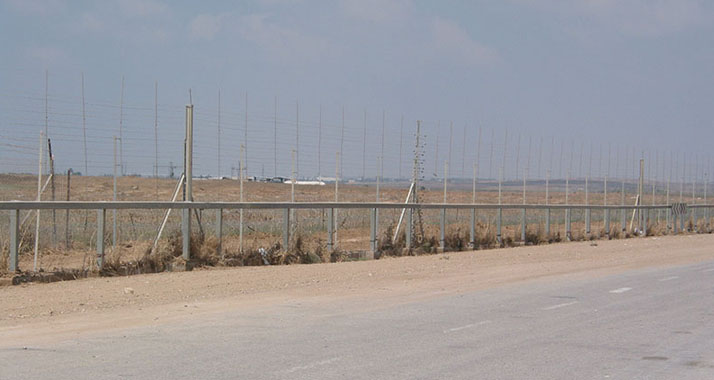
left=182, top=207, right=191, bottom=260
left=585, top=208, right=591, bottom=235
left=497, top=208, right=503, bottom=246
left=327, top=208, right=334, bottom=252
left=674, top=212, right=679, bottom=234
left=566, top=208, right=572, bottom=241
left=470, top=208, right=476, bottom=248
left=370, top=208, right=377, bottom=254
left=604, top=209, right=610, bottom=238
left=9, top=209, right=19, bottom=272
left=216, top=209, right=223, bottom=258
left=97, top=208, right=105, bottom=269
left=439, top=208, right=446, bottom=252
left=642, top=207, right=648, bottom=236
left=283, top=208, right=290, bottom=250
left=621, top=207, right=627, bottom=233
left=545, top=208, right=550, bottom=236
left=521, top=208, right=526, bottom=243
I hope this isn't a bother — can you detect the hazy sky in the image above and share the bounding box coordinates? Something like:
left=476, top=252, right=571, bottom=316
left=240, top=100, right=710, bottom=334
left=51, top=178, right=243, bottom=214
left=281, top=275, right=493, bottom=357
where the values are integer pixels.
left=1, top=0, right=713, bottom=181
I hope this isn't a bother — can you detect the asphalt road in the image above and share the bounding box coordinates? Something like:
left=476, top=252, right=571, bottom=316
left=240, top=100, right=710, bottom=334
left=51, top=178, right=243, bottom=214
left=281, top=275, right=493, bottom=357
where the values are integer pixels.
left=2, top=260, right=713, bottom=380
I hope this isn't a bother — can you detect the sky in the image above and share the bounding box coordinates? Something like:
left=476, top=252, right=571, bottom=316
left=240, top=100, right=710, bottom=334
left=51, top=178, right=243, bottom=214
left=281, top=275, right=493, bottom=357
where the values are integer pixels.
left=1, top=0, right=713, bottom=182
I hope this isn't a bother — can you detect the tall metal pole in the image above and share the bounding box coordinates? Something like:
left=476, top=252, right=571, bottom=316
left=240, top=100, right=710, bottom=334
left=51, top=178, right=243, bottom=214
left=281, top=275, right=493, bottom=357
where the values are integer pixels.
left=217, top=89, right=221, bottom=178
left=154, top=81, right=159, bottom=196
left=318, top=105, right=322, bottom=179
left=295, top=101, right=299, bottom=179
left=34, top=131, right=44, bottom=271
left=362, top=109, right=367, bottom=179
left=112, top=136, right=118, bottom=250
left=399, top=114, right=404, bottom=179
left=239, top=144, right=244, bottom=253
left=186, top=105, right=193, bottom=202
left=81, top=73, right=88, bottom=177
left=461, top=124, right=467, bottom=177
left=119, top=75, right=124, bottom=175
left=244, top=92, right=248, bottom=175
left=274, top=96, right=278, bottom=177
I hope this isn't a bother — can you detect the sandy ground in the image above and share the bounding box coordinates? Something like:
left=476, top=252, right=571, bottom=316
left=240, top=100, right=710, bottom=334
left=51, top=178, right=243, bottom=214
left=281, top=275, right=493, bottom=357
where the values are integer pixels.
left=1, top=233, right=713, bottom=347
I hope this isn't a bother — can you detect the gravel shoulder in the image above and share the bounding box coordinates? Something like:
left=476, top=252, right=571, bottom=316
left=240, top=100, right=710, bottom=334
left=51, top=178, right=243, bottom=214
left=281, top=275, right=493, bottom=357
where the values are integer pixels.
left=1, top=234, right=713, bottom=347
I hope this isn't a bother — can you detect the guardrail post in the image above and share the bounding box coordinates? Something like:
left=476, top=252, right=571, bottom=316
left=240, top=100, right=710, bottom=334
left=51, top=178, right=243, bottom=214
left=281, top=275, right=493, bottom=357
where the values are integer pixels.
left=673, top=212, right=679, bottom=234
left=621, top=208, right=627, bottom=233
left=545, top=208, right=550, bottom=236
left=469, top=208, right=476, bottom=248
left=370, top=208, right=377, bottom=254
left=604, top=209, right=610, bottom=238
left=585, top=208, right=591, bottom=235
left=216, top=209, right=223, bottom=258
left=666, top=207, right=672, bottom=233
left=97, top=208, right=105, bottom=269
left=497, top=208, right=503, bottom=245
left=520, top=208, right=526, bottom=243
left=405, top=207, right=412, bottom=250
left=439, top=208, right=446, bottom=252
left=9, top=209, right=19, bottom=272
left=182, top=207, right=191, bottom=260
left=283, top=208, right=290, bottom=250
left=566, top=208, right=572, bottom=241
left=327, top=208, right=334, bottom=252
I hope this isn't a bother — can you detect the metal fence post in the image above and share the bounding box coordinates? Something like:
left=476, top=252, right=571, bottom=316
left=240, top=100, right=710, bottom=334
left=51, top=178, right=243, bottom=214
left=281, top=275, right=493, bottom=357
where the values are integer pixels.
left=604, top=209, right=610, bottom=237
left=439, top=208, right=446, bottom=251
left=566, top=208, right=572, bottom=241
left=621, top=207, right=627, bottom=233
left=327, top=208, right=334, bottom=252
left=283, top=208, right=290, bottom=250
left=182, top=207, right=191, bottom=260
left=216, top=209, right=223, bottom=258
left=370, top=208, right=377, bottom=253
left=497, top=208, right=503, bottom=245
left=674, top=212, right=679, bottom=234
left=585, top=208, right=591, bottom=235
left=9, top=209, right=19, bottom=272
left=470, top=208, right=476, bottom=248
left=545, top=208, right=550, bottom=236
left=642, top=207, right=648, bottom=236
left=97, top=208, right=105, bottom=269
left=521, top=208, right=526, bottom=242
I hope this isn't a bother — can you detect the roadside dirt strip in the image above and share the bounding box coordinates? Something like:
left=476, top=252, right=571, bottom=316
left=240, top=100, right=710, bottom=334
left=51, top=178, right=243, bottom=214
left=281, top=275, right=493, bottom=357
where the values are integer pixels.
left=2, top=234, right=713, bottom=346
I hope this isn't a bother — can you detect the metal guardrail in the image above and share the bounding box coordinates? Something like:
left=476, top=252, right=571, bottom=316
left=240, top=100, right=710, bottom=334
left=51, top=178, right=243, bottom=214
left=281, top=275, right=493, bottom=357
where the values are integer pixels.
left=2, top=201, right=710, bottom=272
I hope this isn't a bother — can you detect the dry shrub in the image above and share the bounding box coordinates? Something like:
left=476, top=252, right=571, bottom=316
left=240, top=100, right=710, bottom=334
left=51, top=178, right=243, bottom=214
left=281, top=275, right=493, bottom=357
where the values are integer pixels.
left=378, top=225, right=406, bottom=257
left=444, top=228, right=467, bottom=251
left=524, top=228, right=546, bottom=246
left=547, top=232, right=562, bottom=244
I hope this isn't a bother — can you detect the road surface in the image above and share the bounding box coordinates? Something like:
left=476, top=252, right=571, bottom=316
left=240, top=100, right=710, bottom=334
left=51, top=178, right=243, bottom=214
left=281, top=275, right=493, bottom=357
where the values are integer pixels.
left=1, top=260, right=713, bottom=379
